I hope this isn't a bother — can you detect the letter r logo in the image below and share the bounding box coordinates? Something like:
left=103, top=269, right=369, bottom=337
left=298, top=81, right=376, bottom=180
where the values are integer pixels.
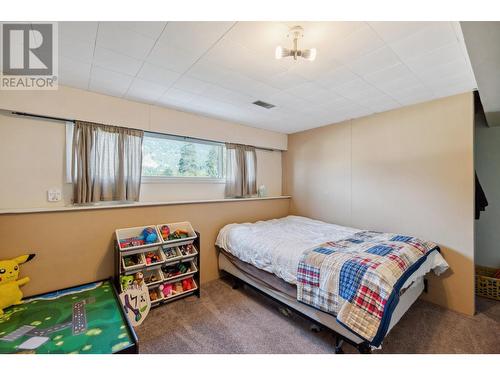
left=2, top=23, right=53, bottom=76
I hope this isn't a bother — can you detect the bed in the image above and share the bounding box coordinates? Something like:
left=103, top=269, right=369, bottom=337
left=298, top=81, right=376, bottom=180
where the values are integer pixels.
left=216, top=215, right=448, bottom=353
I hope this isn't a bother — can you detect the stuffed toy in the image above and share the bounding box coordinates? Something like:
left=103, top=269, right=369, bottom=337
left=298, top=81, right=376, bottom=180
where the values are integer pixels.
left=0, top=254, right=35, bottom=316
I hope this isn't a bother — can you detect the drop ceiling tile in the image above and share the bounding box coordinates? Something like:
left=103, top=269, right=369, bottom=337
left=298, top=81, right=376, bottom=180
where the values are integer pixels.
left=265, top=70, right=309, bottom=90
left=315, top=66, right=359, bottom=89
left=359, top=94, right=400, bottom=112
left=137, top=62, right=181, bottom=87
left=89, top=66, right=134, bottom=97
left=404, top=42, right=464, bottom=73
left=430, top=81, right=474, bottom=98
left=204, top=37, right=288, bottom=82
left=397, top=92, right=436, bottom=106
left=330, top=78, right=380, bottom=101
left=96, top=22, right=156, bottom=59
left=172, top=76, right=210, bottom=95
left=187, top=61, right=232, bottom=84
left=332, top=25, right=385, bottom=64
left=388, top=22, right=458, bottom=61
left=226, top=21, right=290, bottom=56
left=58, top=56, right=91, bottom=90
left=288, top=58, right=342, bottom=81
left=201, top=84, right=256, bottom=107
left=416, top=58, right=470, bottom=84
left=157, top=22, right=234, bottom=54
left=58, top=22, right=98, bottom=43
left=285, top=82, right=333, bottom=101
left=157, top=88, right=196, bottom=107
left=147, top=43, right=201, bottom=74
left=368, top=21, right=435, bottom=43
left=364, top=63, right=421, bottom=94
left=59, top=37, right=95, bottom=64
left=125, top=78, right=168, bottom=102
left=348, top=46, right=401, bottom=77
left=383, top=83, right=432, bottom=101
left=114, top=22, right=167, bottom=39
left=266, top=92, right=309, bottom=110
left=93, top=46, right=143, bottom=76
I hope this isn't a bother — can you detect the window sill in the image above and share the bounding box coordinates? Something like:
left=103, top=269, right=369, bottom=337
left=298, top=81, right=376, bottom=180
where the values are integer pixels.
left=141, top=176, right=225, bottom=184
left=0, top=196, right=291, bottom=215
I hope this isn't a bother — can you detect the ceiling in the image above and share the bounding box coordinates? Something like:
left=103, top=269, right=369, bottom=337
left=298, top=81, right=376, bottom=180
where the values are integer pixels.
left=56, top=21, right=477, bottom=133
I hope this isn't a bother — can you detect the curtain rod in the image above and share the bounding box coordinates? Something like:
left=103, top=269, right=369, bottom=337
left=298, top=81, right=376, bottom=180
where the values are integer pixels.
left=10, top=111, right=279, bottom=152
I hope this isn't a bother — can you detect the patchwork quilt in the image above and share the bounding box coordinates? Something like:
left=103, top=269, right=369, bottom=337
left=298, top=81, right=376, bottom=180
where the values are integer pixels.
left=296, top=231, right=440, bottom=346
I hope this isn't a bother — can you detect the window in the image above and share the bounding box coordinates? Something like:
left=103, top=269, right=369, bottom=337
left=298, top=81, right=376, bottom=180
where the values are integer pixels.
left=142, top=133, right=225, bottom=181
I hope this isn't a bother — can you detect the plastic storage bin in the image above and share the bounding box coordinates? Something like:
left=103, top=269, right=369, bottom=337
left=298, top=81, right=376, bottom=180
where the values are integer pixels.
left=162, top=260, right=197, bottom=282
left=122, top=253, right=146, bottom=272
left=157, top=222, right=197, bottom=247
left=116, top=225, right=162, bottom=251
left=143, top=268, right=164, bottom=286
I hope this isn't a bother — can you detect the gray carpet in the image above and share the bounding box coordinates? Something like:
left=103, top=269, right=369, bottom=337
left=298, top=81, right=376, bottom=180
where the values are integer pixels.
left=135, top=277, right=500, bottom=354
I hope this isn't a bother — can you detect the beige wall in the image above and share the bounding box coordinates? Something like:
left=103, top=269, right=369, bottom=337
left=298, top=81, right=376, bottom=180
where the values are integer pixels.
left=0, top=85, right=287, bottom=150
left=0, top=198, right=290, bottom=297
left=0, top=109, right=282, bottom=210
left=284, top=93, right=475, bottom=315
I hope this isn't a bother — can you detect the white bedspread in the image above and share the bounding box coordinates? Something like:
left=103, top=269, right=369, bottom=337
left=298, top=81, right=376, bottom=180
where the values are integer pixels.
left=216, top=215, right=448, bottom=286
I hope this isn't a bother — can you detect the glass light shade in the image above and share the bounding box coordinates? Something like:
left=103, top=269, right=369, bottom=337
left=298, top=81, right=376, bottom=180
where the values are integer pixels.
left=275, top=46, right=291, bottom=60
left=303, top=48, right=317, bottom=61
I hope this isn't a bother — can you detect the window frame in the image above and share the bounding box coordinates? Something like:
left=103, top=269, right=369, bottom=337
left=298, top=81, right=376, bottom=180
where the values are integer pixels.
left=141, top=132, right=226, bottom=184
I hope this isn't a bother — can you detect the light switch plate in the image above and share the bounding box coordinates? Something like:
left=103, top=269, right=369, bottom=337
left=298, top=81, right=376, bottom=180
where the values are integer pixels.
left=47, top=188, right=62, bottom=202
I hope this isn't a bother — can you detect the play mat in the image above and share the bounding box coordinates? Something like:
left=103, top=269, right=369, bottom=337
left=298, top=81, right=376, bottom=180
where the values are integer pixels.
left=0, top=280, right=136, bottom=354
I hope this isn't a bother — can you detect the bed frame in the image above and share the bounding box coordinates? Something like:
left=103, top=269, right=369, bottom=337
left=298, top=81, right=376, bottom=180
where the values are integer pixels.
left=217, top=246, right=426, bottom=354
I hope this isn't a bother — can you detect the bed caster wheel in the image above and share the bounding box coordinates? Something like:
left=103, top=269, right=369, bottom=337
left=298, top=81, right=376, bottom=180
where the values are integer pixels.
left=310, top=324, right=321, bottom=333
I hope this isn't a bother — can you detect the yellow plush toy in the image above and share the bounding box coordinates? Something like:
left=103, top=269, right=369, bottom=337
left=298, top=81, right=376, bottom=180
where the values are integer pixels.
left=0, top=254, right=35, bottom=316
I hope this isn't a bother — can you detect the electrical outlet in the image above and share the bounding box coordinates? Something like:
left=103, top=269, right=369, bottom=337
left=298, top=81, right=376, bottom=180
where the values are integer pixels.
left=47, top=188, right=62, bottom=202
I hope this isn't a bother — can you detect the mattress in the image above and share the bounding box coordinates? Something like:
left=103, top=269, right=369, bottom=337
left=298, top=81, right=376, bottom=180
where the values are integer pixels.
left=216, top=215, right=448, bottom=289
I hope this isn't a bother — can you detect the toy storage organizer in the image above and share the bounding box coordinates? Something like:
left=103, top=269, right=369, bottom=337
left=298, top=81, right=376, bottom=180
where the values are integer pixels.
left=114, top=222, right=201, bottom=307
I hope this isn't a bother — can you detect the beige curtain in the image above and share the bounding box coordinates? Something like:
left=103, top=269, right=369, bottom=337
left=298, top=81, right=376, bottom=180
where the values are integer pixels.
left=225, top=143, right=257, bottom=198
left=72, top=121, right=144, bottom=204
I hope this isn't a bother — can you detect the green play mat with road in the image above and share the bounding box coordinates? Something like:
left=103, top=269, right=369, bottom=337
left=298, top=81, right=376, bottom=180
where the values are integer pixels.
left=0, top=280, right=135, bottom=354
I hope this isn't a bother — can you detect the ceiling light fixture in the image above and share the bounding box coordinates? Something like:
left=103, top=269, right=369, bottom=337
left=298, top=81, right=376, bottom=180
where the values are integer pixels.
left=275, top=26, right=316, bottom=62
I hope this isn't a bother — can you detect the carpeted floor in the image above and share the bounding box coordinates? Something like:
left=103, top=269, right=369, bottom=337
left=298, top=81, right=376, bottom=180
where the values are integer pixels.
left=135, top=277, right=500, bottom=354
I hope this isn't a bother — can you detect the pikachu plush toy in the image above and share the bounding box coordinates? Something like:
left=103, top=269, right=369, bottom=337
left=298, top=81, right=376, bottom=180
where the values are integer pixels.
left=0, top=254, right=35, bottom=316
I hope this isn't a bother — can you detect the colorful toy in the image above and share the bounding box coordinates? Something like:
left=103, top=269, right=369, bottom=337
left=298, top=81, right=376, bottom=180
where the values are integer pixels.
left=179, top=244, right=195, bottom=256
left=149, top=289, right=160, bottom=301
left=120, top=275, right=134, bottom=291
left=161, top=283, right=173, bottom=297
left=119, top=227, right=158, bottom=249
left=134, top=272, right=144, bottom=287
left=160, top=225, right=170, bottom=241
left=167, top=229, right=189, bottom=241
left=0, top=254, right=35, bottom=316
left=141, top=227, right=158, bottom=244
left=144, top=272, right=160, bottom=284
left=174, top=282, right=183, bottom=293
left=162, top=246, right=179, bottom=259
left=161, top=262, right=192, bottom=279
left=145, top=251, right=161, bottom=265
left=123, top=254, right=142, bottom=268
